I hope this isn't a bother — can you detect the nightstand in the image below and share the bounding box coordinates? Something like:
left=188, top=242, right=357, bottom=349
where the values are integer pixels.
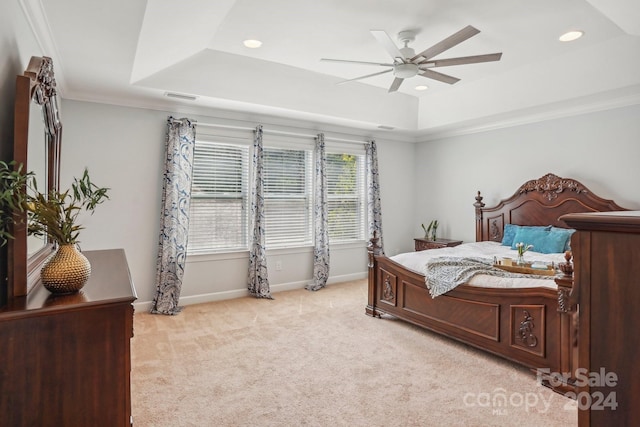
left=414, top=237, right=463, bottom=251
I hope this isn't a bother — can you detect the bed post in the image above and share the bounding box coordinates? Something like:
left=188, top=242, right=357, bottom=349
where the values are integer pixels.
left=365, top=231, right=383, bottom=317
left=553, top=251, right=578, bottom=393
left=474, top=191, right=485, bottom=242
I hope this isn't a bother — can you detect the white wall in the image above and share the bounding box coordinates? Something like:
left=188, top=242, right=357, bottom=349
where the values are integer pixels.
left=0, top=0, right=45, bottom=159
left=60, top=100, right=417, bottom=307
left=58, top=101, right=166, bottom=305
left=376, top=136, right=417, bottom=255
left=413, top=105, right=640, bottom=244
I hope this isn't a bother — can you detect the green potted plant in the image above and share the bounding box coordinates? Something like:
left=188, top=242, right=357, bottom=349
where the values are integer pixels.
left=26, top=168, right=109, bottom=293
left=429, top=220, right=439, bottom=241
left=0, top=160, right=31, bottom=247
left=422, top=219, right=439, bottom=241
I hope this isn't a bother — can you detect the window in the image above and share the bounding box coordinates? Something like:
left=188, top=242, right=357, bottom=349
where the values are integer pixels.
left=187, top=131, right=366, bottom=255
left=326, top=152, right=365, bottom=242
left=188, top=140, right=249, bottom=253
left=263, top=147, right=313, bottom=247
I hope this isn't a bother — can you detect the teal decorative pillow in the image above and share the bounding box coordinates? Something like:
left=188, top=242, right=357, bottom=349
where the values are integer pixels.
left=502, top=225, right=551, bottom=247
left=511, top=226, right=566, bottom=254
left=501, top=224, right=518, bottom=246
left=551, top=227, right=576, bottom=251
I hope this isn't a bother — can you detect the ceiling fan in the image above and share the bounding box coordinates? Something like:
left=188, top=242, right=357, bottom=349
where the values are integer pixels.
left=321, top=26, right=502, bottom=93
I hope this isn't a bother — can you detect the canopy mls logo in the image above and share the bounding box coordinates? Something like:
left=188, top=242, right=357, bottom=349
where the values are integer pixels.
left=462, top=388, right=554, bottom=415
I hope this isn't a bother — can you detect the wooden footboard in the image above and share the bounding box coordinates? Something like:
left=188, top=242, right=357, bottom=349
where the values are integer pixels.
left=366, top=237, right=578, bottom=393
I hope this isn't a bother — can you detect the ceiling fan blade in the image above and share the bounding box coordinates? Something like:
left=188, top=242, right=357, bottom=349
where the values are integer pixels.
left=337, top=69, right=393, bottom=84
left=388, top=78, right=404, bottom=93
left=419, top=69, right=460, bottom=85
left=371, top=30, right=405, bottom=62
left=421, top=53, right=502, bottom=68
left=411, top=25, right=480, bottom=61
left=321, top=58, right=395, bottom=67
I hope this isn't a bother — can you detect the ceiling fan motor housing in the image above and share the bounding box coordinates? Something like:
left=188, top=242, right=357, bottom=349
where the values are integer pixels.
left=399, top=46, right=415, bottom=58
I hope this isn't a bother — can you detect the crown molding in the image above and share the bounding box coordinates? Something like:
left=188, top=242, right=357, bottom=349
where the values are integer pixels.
left=418, top=86, right=640, bottom=142
left=20, top=0, right=67, bottom=96
left=61, top=89, right=419, bottom=145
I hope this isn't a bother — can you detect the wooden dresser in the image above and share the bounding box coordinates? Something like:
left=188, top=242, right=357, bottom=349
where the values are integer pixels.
left=561, top=211, right=640, bottom=426
left=0, top=249, right=137, bottom=426
left=414, top=237, right=462, bottom=251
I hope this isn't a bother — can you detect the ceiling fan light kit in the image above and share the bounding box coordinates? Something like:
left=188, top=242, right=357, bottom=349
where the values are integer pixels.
left=394, top=63, right=419, bottom=78
left=322, top=25, right=502, bottom=93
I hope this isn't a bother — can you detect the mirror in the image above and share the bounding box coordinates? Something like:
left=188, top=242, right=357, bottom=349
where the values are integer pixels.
left=8, top=56, right=61, bottom=298
left=26, top=98, right=47, bottom=257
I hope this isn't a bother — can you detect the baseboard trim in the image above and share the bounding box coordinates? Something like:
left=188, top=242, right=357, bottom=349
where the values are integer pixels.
left=325, top=271, right=367, bottom=285
left=133, top=271, right=367, bottom=312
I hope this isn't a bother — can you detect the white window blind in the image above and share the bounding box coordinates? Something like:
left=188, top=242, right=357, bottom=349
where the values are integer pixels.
left=188, top=141, right=249, bottom=253
left=263, top=147, right=313, bottom=247
left=326, top=152, right=365, bottom=242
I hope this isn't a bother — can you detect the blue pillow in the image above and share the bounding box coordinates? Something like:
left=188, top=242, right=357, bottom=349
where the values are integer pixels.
left=551, top=227, right=576, bottom=252
left=502, top=225, right=551, bottom=247
left=511, top=227, right=567, bottom=254
left=501, top=224, right=519, bottom=246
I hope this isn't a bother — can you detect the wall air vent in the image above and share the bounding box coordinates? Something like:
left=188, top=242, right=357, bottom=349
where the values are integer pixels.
left=164, top=92, right=198, bottom=101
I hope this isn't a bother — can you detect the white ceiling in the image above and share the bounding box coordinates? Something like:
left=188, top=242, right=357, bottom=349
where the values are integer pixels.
left=27, top=0, right=640, bottom=137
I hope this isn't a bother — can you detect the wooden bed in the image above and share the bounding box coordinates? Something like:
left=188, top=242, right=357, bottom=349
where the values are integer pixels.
left=366, top=173, right=627, bottom=392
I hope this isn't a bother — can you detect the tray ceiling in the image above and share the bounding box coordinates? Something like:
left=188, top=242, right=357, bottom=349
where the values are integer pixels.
left=29, top=0, right=640, bottom=137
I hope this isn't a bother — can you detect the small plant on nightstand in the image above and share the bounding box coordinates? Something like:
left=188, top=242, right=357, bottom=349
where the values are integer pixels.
left=422, top=220, right=439, bottom=241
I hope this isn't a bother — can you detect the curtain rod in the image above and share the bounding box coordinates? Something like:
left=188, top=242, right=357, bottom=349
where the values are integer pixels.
left=178, top=120, right=371, bottom=145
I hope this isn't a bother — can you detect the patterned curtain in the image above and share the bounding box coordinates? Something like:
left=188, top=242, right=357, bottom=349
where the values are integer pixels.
left=307, top=133, right=329, bottom=291
left=248, top=125, right=272, bottom=298
left=151, top=117, right=196, bottom=315
left=365, top=140, right=384, bottom=253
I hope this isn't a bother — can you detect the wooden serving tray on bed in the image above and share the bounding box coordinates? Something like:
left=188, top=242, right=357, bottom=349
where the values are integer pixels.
left=493, top=263, right=556, bottom=276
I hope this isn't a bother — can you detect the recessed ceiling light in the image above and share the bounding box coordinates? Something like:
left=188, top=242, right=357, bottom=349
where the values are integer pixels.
left=243, top=39, right=262, bottom=48
left=415, top=85, right=429, bottom=91
left=559, top=31, right=584, bottom=42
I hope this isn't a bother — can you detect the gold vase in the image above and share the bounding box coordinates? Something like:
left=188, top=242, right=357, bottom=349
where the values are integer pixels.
left=41, top=244, right=91, bottom=294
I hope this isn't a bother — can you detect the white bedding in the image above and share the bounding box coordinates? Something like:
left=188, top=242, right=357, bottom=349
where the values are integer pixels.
left=390, top=241, right=565, bottom=290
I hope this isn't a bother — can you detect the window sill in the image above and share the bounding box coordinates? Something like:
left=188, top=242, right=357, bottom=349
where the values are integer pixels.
left=186, top=240, right=366, bottom=263
left=186, top=250, right=249, bottom=263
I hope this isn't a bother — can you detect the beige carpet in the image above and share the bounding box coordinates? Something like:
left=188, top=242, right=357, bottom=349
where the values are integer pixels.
left=131, top=280, right=577, bottom=426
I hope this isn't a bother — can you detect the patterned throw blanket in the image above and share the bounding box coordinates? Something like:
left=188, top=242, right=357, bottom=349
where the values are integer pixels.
left=425, top=257, right=554, bottom=298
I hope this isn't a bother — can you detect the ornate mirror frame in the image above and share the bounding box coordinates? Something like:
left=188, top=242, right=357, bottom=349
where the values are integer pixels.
left=8, top=56, right=61, bottom=298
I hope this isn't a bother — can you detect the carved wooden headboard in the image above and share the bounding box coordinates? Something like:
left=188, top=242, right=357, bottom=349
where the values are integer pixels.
left=474, top=173, right=628, bottom=242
